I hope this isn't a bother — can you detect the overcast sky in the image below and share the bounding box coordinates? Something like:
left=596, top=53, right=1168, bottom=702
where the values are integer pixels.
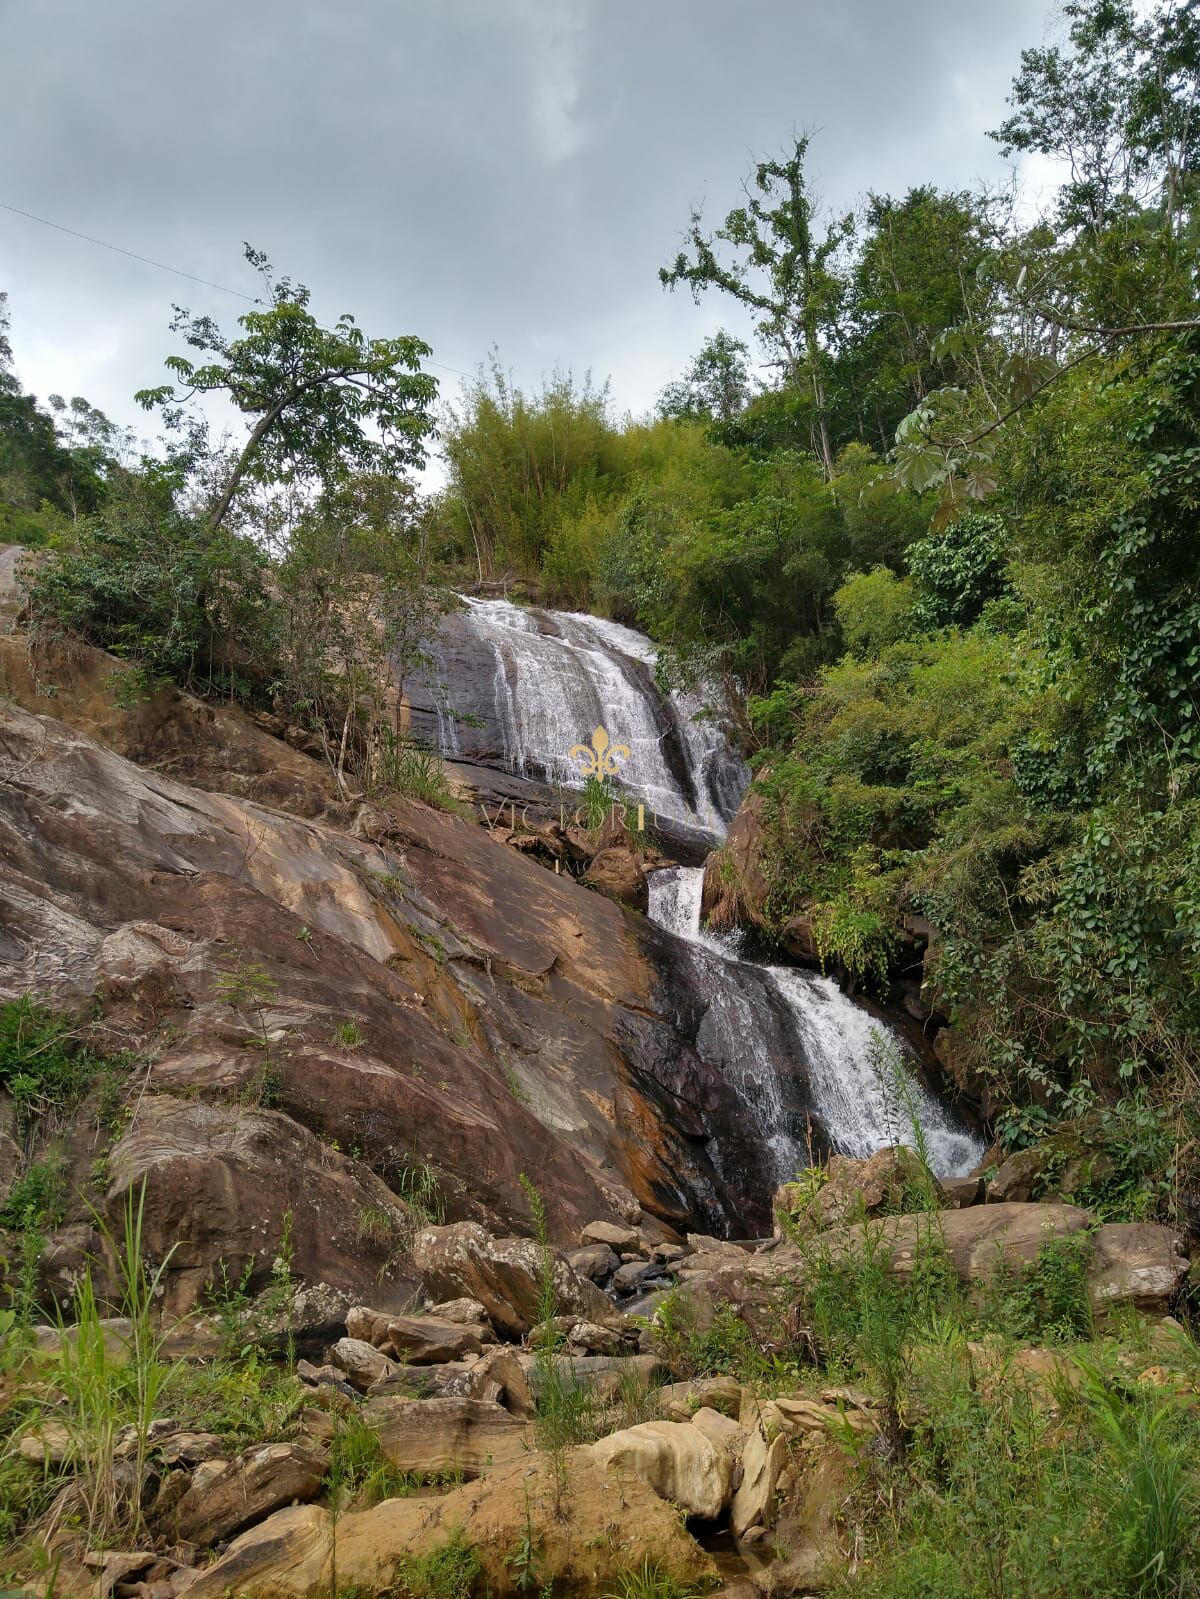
left=2, top=0, right=1059, bottom=475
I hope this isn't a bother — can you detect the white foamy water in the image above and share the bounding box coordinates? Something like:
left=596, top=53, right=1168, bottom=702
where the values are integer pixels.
left=648, top=867, right=983, bottom=1179
left=427, top=596, right=747, bottom=838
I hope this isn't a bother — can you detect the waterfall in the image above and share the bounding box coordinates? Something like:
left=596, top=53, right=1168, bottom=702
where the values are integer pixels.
left=414, top=596, right=748, bottom=842
left=419, top=593, right=982, bottom=1191
left=648, top=866, right=983, bottom=1180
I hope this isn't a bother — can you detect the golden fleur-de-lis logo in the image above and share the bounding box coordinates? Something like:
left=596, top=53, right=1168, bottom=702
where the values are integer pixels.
left=569, top=725, right=631, bottom=780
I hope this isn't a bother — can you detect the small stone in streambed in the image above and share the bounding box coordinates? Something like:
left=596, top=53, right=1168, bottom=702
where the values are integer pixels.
left=612, top=1260, right=660, bottom=1294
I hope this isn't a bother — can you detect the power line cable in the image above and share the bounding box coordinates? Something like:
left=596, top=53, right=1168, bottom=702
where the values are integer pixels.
left=0, top=198, right=472, bottom=379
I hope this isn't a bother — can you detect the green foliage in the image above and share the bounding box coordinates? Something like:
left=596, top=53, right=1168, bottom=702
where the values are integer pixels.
left=393, top=1157, right=445, bottom=1231
left=0, top=997, right=108, bottom=1140
left=658, top=329, right=751, bottom=424
left=137, top=246, right=437, bottom=532
left=643, top=1288, right=769, bottom=1385
left=832, top=567, right=914, bottom=656
left=836, top=1346, right=1200, bottom=1599
left=439, top=358, right=620, bottom=578
left=0, top=1000, right=127, bottom=1267
left=979, top=1231, right=1095, bottom=1345
left=375, top=731, right=469, bottom=814
left=391, top=1531, right=482, bottom=1599
left=22, top=472, right=276, bottom=700
left=325, top=1410, right=421, bottom=1510
left=603, top=1559, right=713, bottom=1599
left=660, top=134, right=853, bottom=479
left=907, top=511, right=1011, bottom=632
left=1081, top=1367, right=1196, bottom=1598
left=0, top=294, right=120, bottom=546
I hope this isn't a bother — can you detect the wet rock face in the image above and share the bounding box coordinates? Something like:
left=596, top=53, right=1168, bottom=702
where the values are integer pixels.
left=628, top=915, right=830, bottom=1234
left=404, top=598, right=747, bottom=861
left=0, top=679, right=769, bottom=1312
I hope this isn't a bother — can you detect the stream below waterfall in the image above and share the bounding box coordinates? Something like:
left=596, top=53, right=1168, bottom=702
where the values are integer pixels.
left=419, top=593, right=983, bottom=1185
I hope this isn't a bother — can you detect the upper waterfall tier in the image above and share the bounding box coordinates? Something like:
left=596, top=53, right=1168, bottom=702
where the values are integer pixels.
left=407, top=596, right=748, bottom=847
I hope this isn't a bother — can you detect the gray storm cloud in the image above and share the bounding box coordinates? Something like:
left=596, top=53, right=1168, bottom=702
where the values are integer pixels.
left=1, top=0, right=1052, bottom=449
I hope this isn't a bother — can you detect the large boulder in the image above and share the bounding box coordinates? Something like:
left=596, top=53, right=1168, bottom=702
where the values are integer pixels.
left=569, top=1243, right=621, bottom=1282
left=362, top=1396, right=531, bottom=1477
left=383, top=1314, right=487, bottom=1364
left=330, top=1337, right=398, bottom=1392
left=1087, top=1223, right=1190, bottom=1312
left=172, top=1442, right=327, bottom=1546
left=668, top=1204, right=1189, bottom=1331
left=773, top=1147, right=930, bottom=1236
left=582, top=846, right=649, bottom=912
left=411, top=1222, right=620, bottom=1338
left=581, top=1220, right=642, bottom=1251
left=590, top=1419, right=734, bottom=1520
left=184, top=1450, right=718, bottom=1599
left=103, top=1097, right=414, bottom=1318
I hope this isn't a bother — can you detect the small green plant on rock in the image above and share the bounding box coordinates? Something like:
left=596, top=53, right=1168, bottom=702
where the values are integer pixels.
left=980, top=1229, right=1095, bottom=1345
left=216, top=960, right=278, bottom=1049
left=391, top=1530, right=482, bottom=1599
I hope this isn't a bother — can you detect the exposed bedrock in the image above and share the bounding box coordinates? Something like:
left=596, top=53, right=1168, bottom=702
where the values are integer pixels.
left=0, top=655, right=786, bottom=1311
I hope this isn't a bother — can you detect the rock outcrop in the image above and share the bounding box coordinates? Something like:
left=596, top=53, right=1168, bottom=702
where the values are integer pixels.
left=183, top=1450, right=718, bottom=1599
left=590, top=1419, right=735, bottom=1519
left=666, top=1203, right=1188, bottom=1329
left=0, top=663, right=786, bottom=1311
left=410, top=1222, right=620, bottom=1338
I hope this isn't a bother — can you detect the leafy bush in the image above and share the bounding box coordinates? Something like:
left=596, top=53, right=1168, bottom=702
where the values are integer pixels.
left=22, top=475, right=276, bottom=699
left=907, top=511, right=1011, bottom=632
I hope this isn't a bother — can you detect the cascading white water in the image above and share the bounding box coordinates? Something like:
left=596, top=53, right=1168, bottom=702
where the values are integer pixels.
left=420, top=592, right=982, bottom=1187
left=648, top=866, right=983, bottom=1179
left=420, top=596, right=747, bottom=839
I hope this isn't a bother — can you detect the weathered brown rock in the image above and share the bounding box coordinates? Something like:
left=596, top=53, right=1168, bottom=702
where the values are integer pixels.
left=660, top=1375, right=744, bottom=1420
left=731, top=1425, right=787, bottom=1536
left=939, top=1175, right=985, bottom=1208
left=183, top=1450, right=717, bottom=1599
left=427, top=1296, right=492, bottom=1326
left=581, top=1220, right=643, bottom=1251
left=383, top=1314, right=485, bottom=1364
left=345, top=1305, right=391, bottom=1346
left=670, top=1203, right=1188, bottom=1328
left=701, top=789, right=770, bottom=934
left=173, top=1442, right=326, bottom=1546
left=411, top=1221, right=620, bottom=1338
left=988, top=1146, right=1051, bottom=1203
left=362, top=1396, right=530, bottom=1477
left=459, top=1344, right=536, bottom=1416
left=0, top=687, right=768, bottom=1304
left=774, top=1147, right=931, bottom=1236
left=583, top=846, right=649, bottom=912
left=565, top=1320, right=626, bottom=1356
left=330, top=1337, right=398, bottom=1391
left=104, top=1098, right=413, bottom=1319
left=569, top=1243, right=621, bottom=1282
left=1087, top=1222, right=1189, bottom=1312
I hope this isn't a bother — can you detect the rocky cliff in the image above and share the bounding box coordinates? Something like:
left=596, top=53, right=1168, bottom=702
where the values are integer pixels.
left=0, top=634, right=783, bottom=1319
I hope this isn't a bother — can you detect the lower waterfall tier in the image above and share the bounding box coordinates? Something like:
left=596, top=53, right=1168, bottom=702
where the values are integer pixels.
left=647, top=866, right=983, bottom=1192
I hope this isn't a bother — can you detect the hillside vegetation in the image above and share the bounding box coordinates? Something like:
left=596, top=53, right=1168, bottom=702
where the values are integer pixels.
left=3, top=5, right=1200, bottom=1594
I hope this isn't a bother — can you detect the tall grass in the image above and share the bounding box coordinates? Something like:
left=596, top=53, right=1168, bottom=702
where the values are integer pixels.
left=34, top=1183, right=175, bottom=1544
